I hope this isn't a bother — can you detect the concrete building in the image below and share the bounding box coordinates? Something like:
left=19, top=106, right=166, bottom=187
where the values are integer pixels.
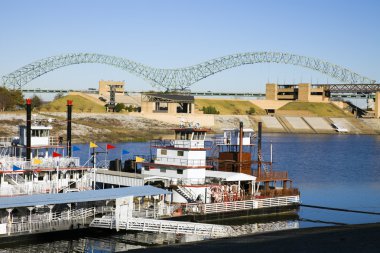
left=98, top=80, right=125, bottom=97
left=266, top=83, right=328, bottom=102
left=140, top=93, right=195, bottom=114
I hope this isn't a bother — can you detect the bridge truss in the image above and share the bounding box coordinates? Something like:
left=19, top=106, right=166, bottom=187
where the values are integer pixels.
left=1, top=52, right=376, bottom=90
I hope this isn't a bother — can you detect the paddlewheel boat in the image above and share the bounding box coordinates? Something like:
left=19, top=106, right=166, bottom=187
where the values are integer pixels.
left=0, top=99, right=92, bottom=197
left=138, top=121, right=300, bottom=217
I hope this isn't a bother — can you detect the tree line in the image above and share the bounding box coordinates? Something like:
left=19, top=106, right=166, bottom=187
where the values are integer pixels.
left=0, top=87, right=42, bottom=111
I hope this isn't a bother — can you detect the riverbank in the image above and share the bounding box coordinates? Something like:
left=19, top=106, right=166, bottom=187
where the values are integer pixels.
left=132, top=222, right=380, bottom=253
left=0, top=112, right=379, bottom=143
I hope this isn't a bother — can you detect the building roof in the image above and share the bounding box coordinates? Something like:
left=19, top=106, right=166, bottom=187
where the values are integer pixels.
left=0, top=186, right=170, bottom=209
left=205, top=170, right=256, bottom=182
left=143, top=93, right=194, bottom=103
left=222, top=128, right=255, bottom=132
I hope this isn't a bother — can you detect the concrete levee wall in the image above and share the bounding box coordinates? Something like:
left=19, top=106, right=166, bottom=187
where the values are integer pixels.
left=250, top=100, right=289, bottom=110
left=137, top=113, right=215, bottom=127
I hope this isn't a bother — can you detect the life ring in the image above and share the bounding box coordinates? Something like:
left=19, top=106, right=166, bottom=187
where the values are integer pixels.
left=68, top=161, right=76, bottom=168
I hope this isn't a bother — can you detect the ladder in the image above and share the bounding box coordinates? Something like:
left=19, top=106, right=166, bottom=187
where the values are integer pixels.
left=258, top=153, right=270, bottom=174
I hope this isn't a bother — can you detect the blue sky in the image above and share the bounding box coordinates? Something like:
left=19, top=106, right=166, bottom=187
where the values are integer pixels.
left=0, top=0, right=379, bottom=93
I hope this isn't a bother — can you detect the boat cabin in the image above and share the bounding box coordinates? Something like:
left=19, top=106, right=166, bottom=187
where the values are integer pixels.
left=174, top=128, right=207, bottom=149
left=19, top=125, right=55, bottom=147
left=142, top=128, right=210, bottom=185
left=220, top=128, right=255, bottom=145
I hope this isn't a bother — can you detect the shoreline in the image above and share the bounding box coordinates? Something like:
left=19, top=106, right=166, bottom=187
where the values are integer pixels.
left=0, top=112, right=379, bottom=143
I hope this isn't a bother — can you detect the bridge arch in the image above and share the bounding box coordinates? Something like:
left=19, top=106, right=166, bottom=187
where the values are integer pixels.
left=1, top=52, right=375, bottom=90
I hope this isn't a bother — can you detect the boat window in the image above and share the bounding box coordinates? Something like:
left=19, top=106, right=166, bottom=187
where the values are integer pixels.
left=177, top=151, right=184, bottom=156
left=177, top=169, right=183, bottom=175
left=161, top=149, right=167, bottom=155
left=160, top=168, right=166, bottom=173
left=31, top=130, right=38, bottom=137
left=193, top=132, right=205, bottom=140
left=176, top=131, right=192, bottom=140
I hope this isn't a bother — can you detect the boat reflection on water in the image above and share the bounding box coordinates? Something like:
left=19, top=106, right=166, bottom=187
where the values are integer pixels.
left=0, top=218, right=299, bottom=253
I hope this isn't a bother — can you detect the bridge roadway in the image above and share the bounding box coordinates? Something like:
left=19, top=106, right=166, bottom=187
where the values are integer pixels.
left=21, top=83, right=380, bottom=98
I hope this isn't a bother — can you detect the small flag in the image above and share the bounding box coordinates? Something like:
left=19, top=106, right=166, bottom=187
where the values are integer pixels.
left=73, top=146, right=81, bottom=151
left=122, top=149, right=130, bottom=155
left=32, top=158, right=42, bottom=165
left=13, top=165, right=22, bottom=171
left=90, top=142, right=98, bottom=148
left=106, top=144, right=116, bottom=150
left=135, top=156, right=145, bottom=163
left=53, top=152, right=62, bottom=158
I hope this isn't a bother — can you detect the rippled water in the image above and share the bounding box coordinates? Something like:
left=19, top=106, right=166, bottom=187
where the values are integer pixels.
left=2, top=134, right=380, bottom=252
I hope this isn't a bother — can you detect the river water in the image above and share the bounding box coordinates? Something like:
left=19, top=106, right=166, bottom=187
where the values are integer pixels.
left=1, top=134, right=380, bottom=252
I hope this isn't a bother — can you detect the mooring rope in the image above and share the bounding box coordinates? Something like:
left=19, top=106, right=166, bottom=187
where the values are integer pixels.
left=299, top=218, right=347, bottom=226
left=301, top=204, right=380, bottom=215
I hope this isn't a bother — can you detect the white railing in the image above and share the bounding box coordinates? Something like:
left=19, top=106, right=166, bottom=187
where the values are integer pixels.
left=182, top=196, right=300, bottom=215
left=0, top=156, right=80, bottom=171
left=0, top=173, right=93, bottom=197
left=155, top=157, right=206, bottom=167
left=0, top=156, right=29, bottom=170
left=4, top=207, right=97, bottom=235
left=256, top=196, right=300, bottom=208
left=31, top=157, right=80, bottom=168
left=174, top=140, right=205, bottom=149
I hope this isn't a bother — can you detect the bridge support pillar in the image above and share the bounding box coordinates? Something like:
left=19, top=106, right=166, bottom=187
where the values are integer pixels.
left=375, top=92, right=380, bottom=119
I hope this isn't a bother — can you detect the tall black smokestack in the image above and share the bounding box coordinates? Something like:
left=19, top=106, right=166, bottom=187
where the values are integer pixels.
left=67, top=100, right=73, bottom=157
left=26, top=98, right=32, bottom=162
left=239, top=121, right=243, bottom=173
left=257, top=122, right=262, bottom=176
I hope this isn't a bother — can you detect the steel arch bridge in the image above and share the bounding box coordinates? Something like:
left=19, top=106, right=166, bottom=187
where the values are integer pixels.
left=1, top=52, right=376, bottom=90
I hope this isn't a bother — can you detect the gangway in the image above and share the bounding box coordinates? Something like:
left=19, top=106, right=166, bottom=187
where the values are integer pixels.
left=90, top=217, right=232, bottom=237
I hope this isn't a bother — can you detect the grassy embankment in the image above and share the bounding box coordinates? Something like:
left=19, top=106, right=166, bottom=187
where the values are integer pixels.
left=39, top=94, right=172, bottom=142
left=195, top=99, right=266, bottom=115
left=277, top=102, right=349, bottom=117
left=40, top=94, right=106, bottom=113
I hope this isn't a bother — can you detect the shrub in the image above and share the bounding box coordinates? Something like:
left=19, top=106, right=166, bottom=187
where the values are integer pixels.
left=246, top=107, right=256, bottom=115
left=114, top=103, right=125, bottom=112
left=202, top=106, right=220, bottom=114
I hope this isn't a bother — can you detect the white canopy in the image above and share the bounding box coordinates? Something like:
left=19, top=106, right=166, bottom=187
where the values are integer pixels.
left=205, top=170, right=256, bottom=182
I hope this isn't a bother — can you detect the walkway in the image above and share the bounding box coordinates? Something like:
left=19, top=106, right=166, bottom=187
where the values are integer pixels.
left=90, top=216, right=232, bottom=237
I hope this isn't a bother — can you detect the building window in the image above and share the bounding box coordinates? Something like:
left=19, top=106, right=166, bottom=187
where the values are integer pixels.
left=177, top=169, right=183, bottom=175
left=177, top=150, right=184, bottom=156
left=160, top=168, right=166, bottom=173
left=161, top=149, right=167, bottom=155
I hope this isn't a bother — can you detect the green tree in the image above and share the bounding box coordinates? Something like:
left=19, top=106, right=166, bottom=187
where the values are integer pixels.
left=0, top=87, right=24, bottom=111
left=30, top=95, right=43, bottom=109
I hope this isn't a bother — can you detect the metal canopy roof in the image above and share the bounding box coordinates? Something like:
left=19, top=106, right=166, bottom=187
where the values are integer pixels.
left=205, top=170, right=256, bottom=182
left=143, top=93, right=194, bottom=103
left=0, top=186, right=170, bottom=209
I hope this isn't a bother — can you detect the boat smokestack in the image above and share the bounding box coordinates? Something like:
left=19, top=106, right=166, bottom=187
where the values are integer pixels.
left=257, top=122, right=262, bottom=176
left=67, top=100, right=73, bottom=157
left=239, top=121, right=243, bottom=173
left=26, top=98, right=32, bottom=162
